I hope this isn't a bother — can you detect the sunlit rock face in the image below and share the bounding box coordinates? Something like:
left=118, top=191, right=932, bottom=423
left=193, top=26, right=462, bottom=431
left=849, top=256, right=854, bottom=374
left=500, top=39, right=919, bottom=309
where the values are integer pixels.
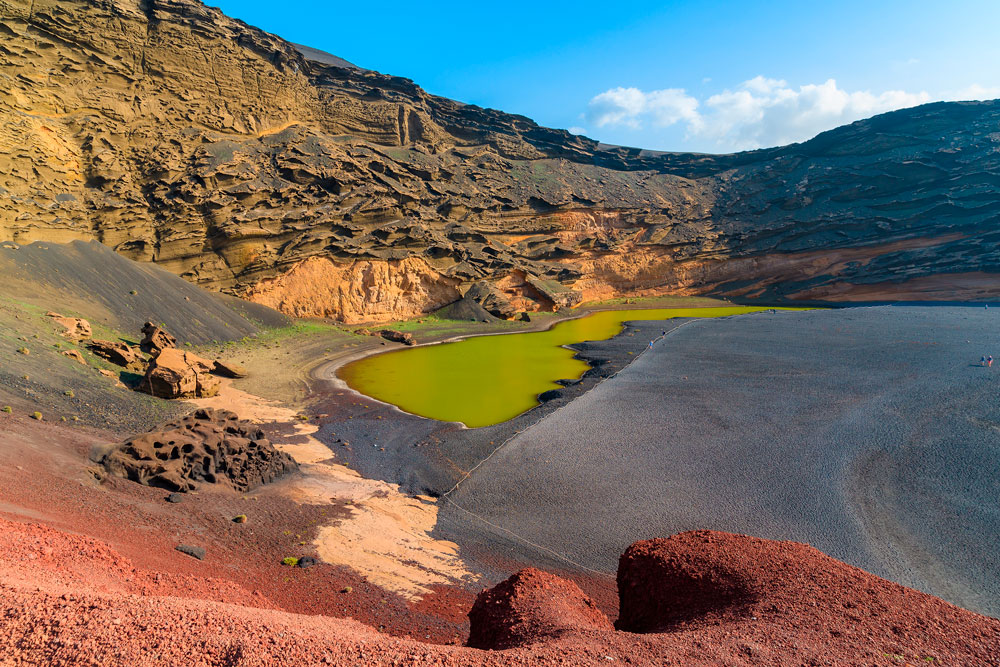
left=2, top=0, right=999, bottom=321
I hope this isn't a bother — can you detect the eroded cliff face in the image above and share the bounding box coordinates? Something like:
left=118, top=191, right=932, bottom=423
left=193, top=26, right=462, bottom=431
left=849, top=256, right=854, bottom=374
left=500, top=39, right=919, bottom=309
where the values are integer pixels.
left=2, top=0, right=999, bottom=322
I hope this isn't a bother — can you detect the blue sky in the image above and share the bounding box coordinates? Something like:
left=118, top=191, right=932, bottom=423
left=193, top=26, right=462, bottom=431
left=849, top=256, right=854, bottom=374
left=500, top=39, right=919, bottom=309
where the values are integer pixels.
left=213, top=0, right=1000, bottom=153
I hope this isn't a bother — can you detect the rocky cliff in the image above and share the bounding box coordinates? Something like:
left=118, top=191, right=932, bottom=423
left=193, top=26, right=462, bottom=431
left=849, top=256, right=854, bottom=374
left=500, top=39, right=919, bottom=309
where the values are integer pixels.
left=2, top=0, right=999, bottom=322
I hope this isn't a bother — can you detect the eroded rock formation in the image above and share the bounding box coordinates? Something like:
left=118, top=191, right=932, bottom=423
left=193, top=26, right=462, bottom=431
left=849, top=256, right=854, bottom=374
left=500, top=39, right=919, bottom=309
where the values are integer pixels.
left=2, top=0, right=1000, bottom=321
left=140, top=348, right=221, bottom=399
left=101, top=407, right=297, bottom=492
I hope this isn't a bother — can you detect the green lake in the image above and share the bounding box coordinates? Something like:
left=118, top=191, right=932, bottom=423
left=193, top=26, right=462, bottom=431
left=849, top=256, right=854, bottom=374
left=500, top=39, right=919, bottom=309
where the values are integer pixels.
left=338, top=306, right=797, bottom=428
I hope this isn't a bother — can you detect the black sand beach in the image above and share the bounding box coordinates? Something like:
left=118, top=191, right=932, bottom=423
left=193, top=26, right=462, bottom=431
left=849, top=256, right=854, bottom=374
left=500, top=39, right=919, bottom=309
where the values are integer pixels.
left=432, top=306, right=1000, bottom=617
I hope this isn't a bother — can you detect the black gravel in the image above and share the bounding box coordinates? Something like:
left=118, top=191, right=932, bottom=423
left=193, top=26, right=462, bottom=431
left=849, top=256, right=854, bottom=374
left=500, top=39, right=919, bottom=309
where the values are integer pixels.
left=308, top=318, right=687, bottom=496
left=439, top=306, right=1000, bottom=619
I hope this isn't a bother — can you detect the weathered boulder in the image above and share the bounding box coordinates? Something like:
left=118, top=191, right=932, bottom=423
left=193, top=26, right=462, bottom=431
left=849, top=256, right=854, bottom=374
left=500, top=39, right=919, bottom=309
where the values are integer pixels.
left=140, top=322, right=178, bottom=356
left=47, top=312, right=92, bottom=341
left=87, top=340, right=141, bottom=368
left=101, top=407, right=298, bottom=492
left=61, top=349, right=87, bottom=365
left=467, top=567, right=613, bottom=649
left=176, top=545, right=206, bottom=560
left=139, top=348, right=220, bottom=399
left=465, top=281, right=519, bottom=320
left=378, top=329, right=416, bottom=346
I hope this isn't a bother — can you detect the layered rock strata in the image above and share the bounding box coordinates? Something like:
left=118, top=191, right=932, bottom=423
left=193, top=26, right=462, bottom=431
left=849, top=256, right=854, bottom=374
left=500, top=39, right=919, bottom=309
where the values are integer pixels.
left=2, top=0, right=999, bottom=321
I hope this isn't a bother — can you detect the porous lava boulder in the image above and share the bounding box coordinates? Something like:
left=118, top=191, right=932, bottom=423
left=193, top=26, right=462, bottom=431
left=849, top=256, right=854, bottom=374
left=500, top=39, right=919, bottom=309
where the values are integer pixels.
left=140, top=321, right=177, bottom=356
left=467, top=567, right=612, bottom=649
left=87, top=340, right=142, bottom=369
left=378, top=329, right=416, bottom=346
left=101, top=407, right=297, bottom=492
left=139, top=348, right=220, bottom=399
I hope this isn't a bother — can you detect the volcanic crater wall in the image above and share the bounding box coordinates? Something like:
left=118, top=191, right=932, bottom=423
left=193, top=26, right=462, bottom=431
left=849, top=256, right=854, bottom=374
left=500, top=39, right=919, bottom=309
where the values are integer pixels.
left=2, top=0, right=1000, bottom=322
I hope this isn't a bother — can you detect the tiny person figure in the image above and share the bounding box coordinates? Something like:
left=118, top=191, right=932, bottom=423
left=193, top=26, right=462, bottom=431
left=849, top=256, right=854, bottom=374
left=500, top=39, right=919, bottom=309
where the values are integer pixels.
left=982, top=356, right=988, bottom=367
left=989, top=355, right=994, bottom=368
left=649, top=341, right=654, bottom=349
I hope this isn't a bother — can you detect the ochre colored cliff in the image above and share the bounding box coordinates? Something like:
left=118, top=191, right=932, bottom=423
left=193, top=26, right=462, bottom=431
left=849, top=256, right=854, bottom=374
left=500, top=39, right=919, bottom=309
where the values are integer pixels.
left=2, top=0, right=999, bottom=322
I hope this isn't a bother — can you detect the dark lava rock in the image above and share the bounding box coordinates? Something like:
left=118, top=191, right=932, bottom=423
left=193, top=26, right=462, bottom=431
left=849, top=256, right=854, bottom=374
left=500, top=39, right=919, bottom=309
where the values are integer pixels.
left=101, top=407, right=298, bottom=492
left=176, top=544, right=205, bottom=560
left=297, top=556, right=318, bottom=568
left=378, top=329, right=416, bottom=346
left=554, top=378, right=580, bottom=387
left=165, top=492, right=184, bottom=503
left=467, top=567, right=613, bottom=649
left=538, top=389, right=564, bottom=402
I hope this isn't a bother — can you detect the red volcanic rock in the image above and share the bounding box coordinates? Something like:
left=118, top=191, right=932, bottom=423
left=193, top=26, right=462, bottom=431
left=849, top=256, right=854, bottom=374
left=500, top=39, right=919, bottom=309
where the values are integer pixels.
left=139, top=348, right=220, bottom=399
left=140, top=321, right=178, bottom=356
left=47, top=312, right=92, bottom=340
left=87, top=340, right=141, bottom=368
left=616, top=532, right=755, bottom=632
left=467, top=567, right=612, bottom=649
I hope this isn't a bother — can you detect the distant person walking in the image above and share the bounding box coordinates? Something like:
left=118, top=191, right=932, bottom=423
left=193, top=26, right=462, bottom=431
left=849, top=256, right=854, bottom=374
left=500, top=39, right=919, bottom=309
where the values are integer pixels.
left=989, top=355, right=994, bottom=368
left=982, top=356, right=988, bottom=367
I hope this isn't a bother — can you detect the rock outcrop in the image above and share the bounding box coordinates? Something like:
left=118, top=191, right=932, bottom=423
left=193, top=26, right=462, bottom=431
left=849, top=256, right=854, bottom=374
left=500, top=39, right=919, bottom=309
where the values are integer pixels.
left=46, top=312, right=91, bottom=341
left=140, top=322, right=177, bottom=356
left=87, top=340, right=143, bottom=370
left=378, top=330, right=416, bottom=346
left=2, top=0, right=1000, bottom=320
left=101, top=407, right=297, bottom=492
left=139, top=348, right=220, bottom=399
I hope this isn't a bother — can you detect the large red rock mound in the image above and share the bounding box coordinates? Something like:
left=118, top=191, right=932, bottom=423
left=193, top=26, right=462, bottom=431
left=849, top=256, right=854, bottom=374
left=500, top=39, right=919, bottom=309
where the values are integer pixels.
left=616, top=531, right=756, bottom=632
left=100, top=408, right=297, bottom=492
left=467, top=567, right=612, bottom=649
left=616, top=530, right=1000, bottom=661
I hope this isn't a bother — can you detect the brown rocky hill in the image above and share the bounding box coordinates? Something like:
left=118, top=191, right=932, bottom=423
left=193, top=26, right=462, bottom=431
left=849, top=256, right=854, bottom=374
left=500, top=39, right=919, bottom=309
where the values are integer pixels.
left=2, top=0, right=999, bottom=322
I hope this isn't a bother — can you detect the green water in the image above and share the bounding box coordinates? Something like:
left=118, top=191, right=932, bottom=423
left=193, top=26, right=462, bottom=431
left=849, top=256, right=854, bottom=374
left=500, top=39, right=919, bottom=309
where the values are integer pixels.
left=339, top=307, right=795, bottom=428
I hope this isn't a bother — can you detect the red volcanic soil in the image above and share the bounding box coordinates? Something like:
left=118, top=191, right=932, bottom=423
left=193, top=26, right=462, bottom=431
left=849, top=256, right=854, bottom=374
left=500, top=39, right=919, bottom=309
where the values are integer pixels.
left=1, top=411, right=999, bottom=665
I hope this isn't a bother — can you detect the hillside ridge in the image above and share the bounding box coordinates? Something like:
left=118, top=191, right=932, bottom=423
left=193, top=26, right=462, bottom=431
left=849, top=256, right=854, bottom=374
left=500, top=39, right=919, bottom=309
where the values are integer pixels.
left=2, top=0, right=999, bottom=321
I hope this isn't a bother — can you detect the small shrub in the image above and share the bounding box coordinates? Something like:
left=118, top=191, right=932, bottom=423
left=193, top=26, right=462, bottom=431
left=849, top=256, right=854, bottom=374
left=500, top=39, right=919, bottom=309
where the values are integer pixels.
left=30, top=411, right=42, bottom=420
left=17, top=347, right=29, bottom=355
left=129, top=289, right=137, bottom=295
left=341, top=586, right=353, bottom=593
left=2, top=406, right=11, bottom=413
left=281, top=557, right=299, bottom=567
left=63, top=390, right=74, bottom=397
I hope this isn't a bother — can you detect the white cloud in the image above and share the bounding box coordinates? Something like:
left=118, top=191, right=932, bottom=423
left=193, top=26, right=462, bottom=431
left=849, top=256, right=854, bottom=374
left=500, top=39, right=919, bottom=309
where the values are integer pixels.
left=584, top=77, right=939, bottom=151
left=699, top=77, right=930, bottom=150
left=586, top=86, right=698, bottom=130
left=947, top=83, right=1000, bottom=101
